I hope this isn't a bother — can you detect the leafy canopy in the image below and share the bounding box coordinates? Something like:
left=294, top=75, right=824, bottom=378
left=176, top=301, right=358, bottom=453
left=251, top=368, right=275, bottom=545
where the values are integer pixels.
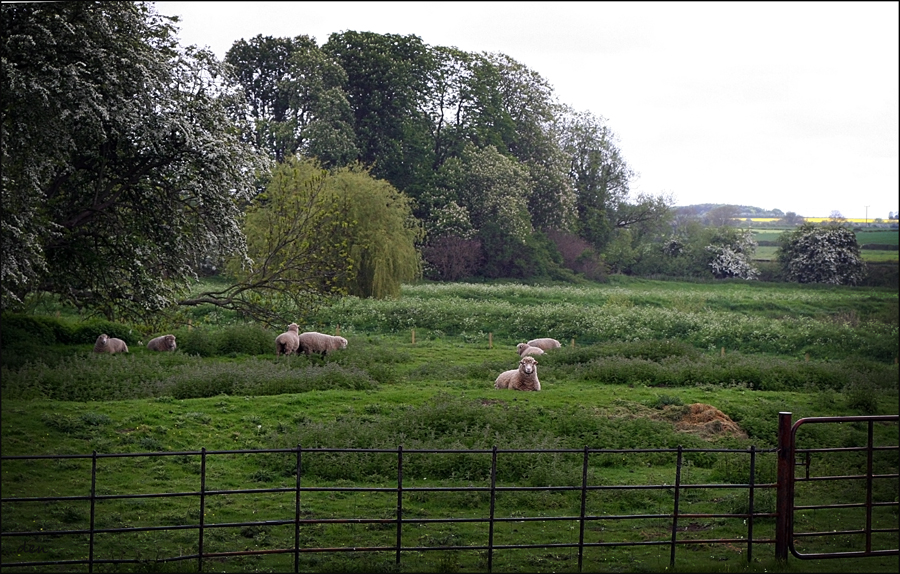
left=1, top=1, right=266, bottom=319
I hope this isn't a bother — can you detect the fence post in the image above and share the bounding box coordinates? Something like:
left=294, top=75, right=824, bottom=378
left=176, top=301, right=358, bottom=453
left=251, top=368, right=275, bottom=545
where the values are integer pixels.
left=775, top=412, right=793, bottom=563
left=294, top=444, right=302, bottom=574
left=199, top=447, right=207, bottom=573
left=89, top=451, right=97, bottom=574
left=396, top=445, right=403, bottom=566
left=669, top=445, right=683, bottom=568
left=488, top=446, right=497, bottom=573
left=747, top=445, right=756, bottom=563
left=578, top=446, right=589, bottom=573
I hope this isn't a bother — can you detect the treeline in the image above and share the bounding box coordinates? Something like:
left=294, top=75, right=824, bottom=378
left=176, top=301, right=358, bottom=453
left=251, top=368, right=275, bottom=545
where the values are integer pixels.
left=1, top=2, right=884, bottom=327
left=221, top=32, right=671, bottom=283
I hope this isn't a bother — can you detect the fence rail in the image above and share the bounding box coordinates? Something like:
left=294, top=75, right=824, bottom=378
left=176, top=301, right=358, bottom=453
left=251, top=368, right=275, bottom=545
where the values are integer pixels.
left=2, top=414, right=897, bottom=572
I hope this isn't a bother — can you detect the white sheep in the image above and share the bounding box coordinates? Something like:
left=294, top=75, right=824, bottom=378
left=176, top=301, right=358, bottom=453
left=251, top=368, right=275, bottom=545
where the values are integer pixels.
left=526, top=337, right=562, bottom=351
left=298, top=331, right=348, bottom=356
left=275, top=323, right=301, bottom=356
left=516, top=342, right=545, bottom=357
left=146, top=334, right=177, bottom=352
left=93, top=334, right=128, bottom=354
left=494, top=355, right=541, bottom=391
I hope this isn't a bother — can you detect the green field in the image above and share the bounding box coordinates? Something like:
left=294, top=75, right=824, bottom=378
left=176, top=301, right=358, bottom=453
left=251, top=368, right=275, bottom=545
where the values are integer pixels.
left=2, top=278, right=898, bottom=573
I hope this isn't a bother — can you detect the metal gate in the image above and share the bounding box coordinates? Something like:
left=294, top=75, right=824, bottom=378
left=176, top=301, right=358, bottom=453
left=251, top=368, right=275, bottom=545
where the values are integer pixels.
left=775, top=412, right=899, bottom=561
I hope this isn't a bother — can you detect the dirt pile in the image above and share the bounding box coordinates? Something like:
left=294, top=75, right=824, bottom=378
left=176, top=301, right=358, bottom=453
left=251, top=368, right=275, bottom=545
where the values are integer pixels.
left=654, top=403, right=748, bottom=439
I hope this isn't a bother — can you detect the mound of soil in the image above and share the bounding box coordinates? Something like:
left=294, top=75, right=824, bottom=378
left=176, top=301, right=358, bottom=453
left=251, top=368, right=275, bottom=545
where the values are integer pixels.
left=655, top=403, right=747, bottom=439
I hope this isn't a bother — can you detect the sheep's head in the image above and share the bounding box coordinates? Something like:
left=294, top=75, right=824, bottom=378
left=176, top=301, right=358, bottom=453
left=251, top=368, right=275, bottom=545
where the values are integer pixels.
left=287, top=323, right=299, bottom=333
left=96, top=334, right=109, bottom=345
left=519, top=356, right=537, bottom=374
left=336, top=336, right=348, bottom=349
left=162, top=335, right=176, bottom=350
left=516, top=343, right=529, bottom=355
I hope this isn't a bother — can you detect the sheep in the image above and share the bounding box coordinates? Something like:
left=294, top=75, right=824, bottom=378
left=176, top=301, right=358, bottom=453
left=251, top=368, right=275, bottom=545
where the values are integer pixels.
left=93, top=334, right=128, bottom=354
left=146, top=334, right=177, bottom=352
left=275, top=323, right=301, bottom=356
left=516, top=342, right=545, bottom=357
left=526, top=337, right=562, bottom=351
left=494, top=355, right=541, bottom=391
left=298, top=331, right=348, bottom=356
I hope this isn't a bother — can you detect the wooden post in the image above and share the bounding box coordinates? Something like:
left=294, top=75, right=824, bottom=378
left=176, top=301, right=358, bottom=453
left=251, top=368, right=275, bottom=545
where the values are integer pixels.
left=805, top=353, right=809, bottom=362
left=411, top=328, right=415, bottom=345
left=336, top=325, right=340, bottom=336
left=489, top=332, right=493, bottom=349
left=720, top=347, right=725, bottom=358
left=571, top=337, right=575, bottom=348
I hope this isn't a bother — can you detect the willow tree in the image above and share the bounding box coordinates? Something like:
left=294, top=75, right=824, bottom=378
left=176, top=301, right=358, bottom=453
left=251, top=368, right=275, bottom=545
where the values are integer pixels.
left=328, top=164, right=423, bottom=298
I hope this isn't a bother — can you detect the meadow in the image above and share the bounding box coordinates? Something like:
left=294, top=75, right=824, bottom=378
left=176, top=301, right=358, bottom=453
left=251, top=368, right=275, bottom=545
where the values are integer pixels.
left=1, top=277, right=898, bottom=573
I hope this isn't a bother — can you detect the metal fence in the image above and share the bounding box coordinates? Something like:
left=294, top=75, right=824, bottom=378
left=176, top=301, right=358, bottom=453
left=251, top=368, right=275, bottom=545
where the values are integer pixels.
left=2, top=413, right=897, bottom=572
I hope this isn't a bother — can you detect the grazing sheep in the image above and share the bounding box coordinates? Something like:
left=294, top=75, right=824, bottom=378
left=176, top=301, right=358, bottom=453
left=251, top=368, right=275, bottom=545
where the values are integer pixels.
left=298, top=331, right=348, bottom=356
left=275, top=323, right=301, bottom=356
left=516, top=342, right=545, bottom=357
left=93, top=334, right=128, bottom=354
left=494, top=356, right=541, bottom=391
left=146, top=334, right=177, bottom=352
left=526, top=337, right=561, bottom=351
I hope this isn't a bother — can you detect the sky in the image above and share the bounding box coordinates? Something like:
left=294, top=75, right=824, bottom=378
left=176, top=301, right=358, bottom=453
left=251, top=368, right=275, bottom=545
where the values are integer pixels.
left=154, top=1, right=899, bottom=221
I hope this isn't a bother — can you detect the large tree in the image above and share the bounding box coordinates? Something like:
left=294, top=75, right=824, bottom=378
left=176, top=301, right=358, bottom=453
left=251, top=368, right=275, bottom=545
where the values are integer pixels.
left=323, top=31, right=433, bottom=192
left=1, top=1, right=266, bottom=319
left=225, top=34, right=357, bottom=165
left=557, top=109, right=636, bottom=248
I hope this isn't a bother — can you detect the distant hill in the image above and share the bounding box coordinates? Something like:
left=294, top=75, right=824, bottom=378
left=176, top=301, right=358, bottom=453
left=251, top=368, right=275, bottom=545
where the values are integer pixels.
left=675, top=204, right=788, bottom=218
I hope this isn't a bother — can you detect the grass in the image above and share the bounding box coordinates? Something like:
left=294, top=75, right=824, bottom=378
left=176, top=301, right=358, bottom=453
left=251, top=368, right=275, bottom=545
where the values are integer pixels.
left=1, top=277, right=898, bottom=572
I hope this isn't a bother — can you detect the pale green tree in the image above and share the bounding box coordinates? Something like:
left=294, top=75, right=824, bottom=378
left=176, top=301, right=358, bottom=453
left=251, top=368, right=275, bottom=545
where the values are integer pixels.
left=328, top=163, right=424, bottom=298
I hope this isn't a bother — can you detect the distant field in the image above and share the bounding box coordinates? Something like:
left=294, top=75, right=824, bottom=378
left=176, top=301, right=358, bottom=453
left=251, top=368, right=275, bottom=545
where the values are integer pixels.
left=754, top=245, right=897, bottom=262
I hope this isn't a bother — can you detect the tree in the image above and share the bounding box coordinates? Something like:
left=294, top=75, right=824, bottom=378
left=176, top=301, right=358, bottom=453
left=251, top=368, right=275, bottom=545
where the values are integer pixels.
left=777, top=211, right=806, bottom=226
left=437, top=144, right=533, bottom=243
left=777, top=223, right=866, bottom=285
left=328, top=163, right=423, bottom=298
left=225, top=35, right=358, bottom=165
left=187, top=158, right=354, bottom=325
left=705, top=205, right=740, bottom=227
left=323, top=31, right=433, bottom=192
left=557, top=109, right=636, bottom=247
left=705, top=228, right=759, bottom=280
left=1, top=2, right=266, bottom=319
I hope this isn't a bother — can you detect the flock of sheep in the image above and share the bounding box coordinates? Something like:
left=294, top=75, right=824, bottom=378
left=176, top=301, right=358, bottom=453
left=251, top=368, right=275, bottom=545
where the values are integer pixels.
left=94, top=326, right=561, bottom=393
left=494, top=337, right=561, bottom=392
left=274, top=323, right=349, bottom=356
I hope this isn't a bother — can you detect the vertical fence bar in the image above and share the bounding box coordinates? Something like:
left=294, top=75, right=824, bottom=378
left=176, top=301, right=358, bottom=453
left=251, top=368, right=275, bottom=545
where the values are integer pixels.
left=294, top=444, right=302, bottom=574
left=488, top=446, right=497, bottom=573
left=669, top=445, right=683, bottom=568
left=747, top=445, right=756, bottom=563
left=395, top=445, right=403, bottom=566
left=88, top=451, right=97, bottom=574
left=578, top=446, right=589, bottom=573
left=199, top=447, right=206, bottom=573
left=775, top=412, right=793, bottom=562
left=865, top=420, right=874, bottom=553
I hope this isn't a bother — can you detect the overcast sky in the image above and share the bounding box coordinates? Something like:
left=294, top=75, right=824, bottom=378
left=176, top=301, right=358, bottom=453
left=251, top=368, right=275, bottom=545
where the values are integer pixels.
left=154, top=1, right=898, bottom=220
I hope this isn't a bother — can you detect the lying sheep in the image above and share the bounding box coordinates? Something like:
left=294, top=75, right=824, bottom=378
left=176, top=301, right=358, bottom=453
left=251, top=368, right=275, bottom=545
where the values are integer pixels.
left=94, top=334, right=128, bottom=354
left=275, top=323, right=301, bottom=356
left=516, top=342, right=545, bottom=357
left=526, top=337, right=562, bottom=351
left=147, top=334, right=177, bottom=352
left=298, top=331, right=348, bottom=356
left=494, top=355, right=541, bottom=391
